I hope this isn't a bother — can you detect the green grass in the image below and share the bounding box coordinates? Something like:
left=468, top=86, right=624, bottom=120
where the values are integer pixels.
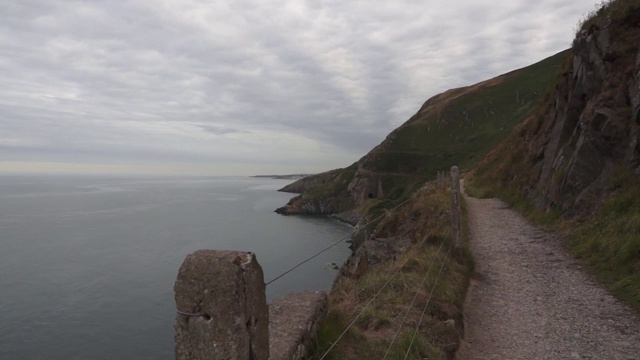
left=383, top=332, right=441, bottom=360
left=310, top=187, right=473, bottom=359
left=374, top=50, right=569, bottom=178
left=569, top=169, right=640, bottom=310
left=468, top=162, right=640, bottom=312
left=305, top=165, right=357, bottom=198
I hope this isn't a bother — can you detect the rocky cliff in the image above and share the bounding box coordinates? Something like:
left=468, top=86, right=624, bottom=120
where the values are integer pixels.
left=536, top=13, right=640, bottom=213
left=472, top=3, right=640, bottom=217
left=536, top=17, right=640, bottom=214
left=274, top=166, right=359, bottom=216
left=468, top=0, right=640, bottom=310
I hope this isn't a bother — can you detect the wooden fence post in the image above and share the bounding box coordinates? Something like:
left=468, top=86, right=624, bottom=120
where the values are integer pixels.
left=450, top=166, right=461, bottom=248
left=174, top=250, right=269, bottom=360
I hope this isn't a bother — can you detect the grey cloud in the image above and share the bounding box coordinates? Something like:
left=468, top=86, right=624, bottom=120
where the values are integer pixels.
left=0, top=0, right=603, bottom=174
left=196, top=124, right=249, bottom=135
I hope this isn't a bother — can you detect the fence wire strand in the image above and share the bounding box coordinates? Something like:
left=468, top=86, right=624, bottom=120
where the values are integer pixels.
left=265, top=196, right=415, bottom=286
left=381, top=234, right=447, bottom=360
left=318, top=216, right=446, bottom=359
left=317, top=237, right=421, bottom=360
left=403, top=242, right=453, bottom=360
left=263, top=182, right=455, bottom=360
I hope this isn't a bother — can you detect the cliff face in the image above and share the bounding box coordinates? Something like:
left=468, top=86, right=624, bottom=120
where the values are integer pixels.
left=275, top=166, right=360, bottom=216
left=276, top=51, right=567, bottom=220
left=478, top=8, right=640, bottom=216
left=539, top=22, right=639, bottom=212
left=468, top=1, right=640, bottom=309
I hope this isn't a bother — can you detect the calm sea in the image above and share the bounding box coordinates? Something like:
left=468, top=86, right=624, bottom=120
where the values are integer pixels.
left=0, top=175, right=352, bottom=360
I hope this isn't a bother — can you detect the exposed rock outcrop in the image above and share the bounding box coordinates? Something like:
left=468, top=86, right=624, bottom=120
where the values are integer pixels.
left=275, top=167, right=357, bottom=216
left=275, top=164, right=387, bottom=217
left=510, top=12, right=640, bottom=215
left=274, top=193, right=344, bottom=215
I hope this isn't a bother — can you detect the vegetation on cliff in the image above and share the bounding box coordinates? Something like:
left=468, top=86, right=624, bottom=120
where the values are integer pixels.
left=311, top=184, right=473, bottom=359
left=467, top=0, right=640, bottom=310
left=276, top=167, right=358, bottom=215
left=279, top=3, right=640, bottom=359
left=277, top=50, right=569, bottom=221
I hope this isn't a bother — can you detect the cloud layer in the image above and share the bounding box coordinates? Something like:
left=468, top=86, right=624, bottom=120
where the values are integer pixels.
left=0, top=0, right=601, bottom=175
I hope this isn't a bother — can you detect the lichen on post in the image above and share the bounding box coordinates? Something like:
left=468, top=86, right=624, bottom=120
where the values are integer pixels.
left=174, top=250, right=269, bottom=360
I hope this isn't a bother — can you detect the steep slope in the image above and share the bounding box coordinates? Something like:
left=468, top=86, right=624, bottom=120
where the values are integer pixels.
left=468, top=0, right=640, bottom=308
left=277, top=3, right=640, bottom=358
left=277, top=50, right=569, bottom=221
left=313, top=185, right=473, bottom=359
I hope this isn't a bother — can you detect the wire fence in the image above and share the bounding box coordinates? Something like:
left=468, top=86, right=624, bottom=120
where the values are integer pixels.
left=265, top=174, right=460, bottom=359
left=402, top=242, right=453, bottom=359
left=318, top=232, right=451, bottom=360
left=174, top=171, right=461, bottom=359
left=264, top=195, right=417, bottom=286
left=381, top=234, right=448, bottom=359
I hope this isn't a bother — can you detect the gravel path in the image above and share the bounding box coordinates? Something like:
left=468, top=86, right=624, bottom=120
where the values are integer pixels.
left=456, top=195, right=640, bottom=360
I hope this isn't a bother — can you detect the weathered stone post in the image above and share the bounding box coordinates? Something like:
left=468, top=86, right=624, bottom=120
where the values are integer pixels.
left=450, top=166, right=461, bottom=248
left=174, top=250, right=269, bottom=360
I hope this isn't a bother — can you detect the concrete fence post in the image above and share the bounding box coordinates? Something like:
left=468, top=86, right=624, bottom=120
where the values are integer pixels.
left=450, top=166, right=461, bottom=248
left=174, top=250, right=269, bottom=360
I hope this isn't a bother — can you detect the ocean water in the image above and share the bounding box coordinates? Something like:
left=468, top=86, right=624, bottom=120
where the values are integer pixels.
left=0, top=175, right=353, bottom=360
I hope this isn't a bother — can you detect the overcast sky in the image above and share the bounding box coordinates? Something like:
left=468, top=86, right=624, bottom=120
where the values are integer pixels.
left=1, top=0, right=601, bottom=176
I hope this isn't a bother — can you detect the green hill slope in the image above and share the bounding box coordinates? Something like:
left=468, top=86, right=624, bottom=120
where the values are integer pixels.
left=277, top=50, right=569, bottom=219
left=370, top=51, right=568, bottom=175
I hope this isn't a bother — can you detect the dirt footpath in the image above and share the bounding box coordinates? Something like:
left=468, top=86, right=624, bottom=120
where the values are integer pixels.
left=456, top=196, right=640, bottom=360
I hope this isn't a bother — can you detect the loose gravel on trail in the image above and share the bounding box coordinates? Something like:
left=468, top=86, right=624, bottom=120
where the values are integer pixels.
left=456, top=196, right=640, bottom=360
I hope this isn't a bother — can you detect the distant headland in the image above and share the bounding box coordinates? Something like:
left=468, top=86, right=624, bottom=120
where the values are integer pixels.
left=252, top=174, right=311, bottom=180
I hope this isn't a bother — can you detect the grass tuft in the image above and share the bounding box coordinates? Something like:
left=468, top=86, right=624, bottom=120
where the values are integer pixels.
left=311, top=187, right=473, bottom=359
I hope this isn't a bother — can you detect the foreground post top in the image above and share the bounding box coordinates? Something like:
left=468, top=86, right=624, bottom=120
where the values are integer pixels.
left=174, top=250, right=269, bottom=360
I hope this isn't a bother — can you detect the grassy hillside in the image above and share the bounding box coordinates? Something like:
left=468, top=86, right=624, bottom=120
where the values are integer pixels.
left=278, top=50, right=570, bottom=218
left=371, top=50, right=569, bottom=176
